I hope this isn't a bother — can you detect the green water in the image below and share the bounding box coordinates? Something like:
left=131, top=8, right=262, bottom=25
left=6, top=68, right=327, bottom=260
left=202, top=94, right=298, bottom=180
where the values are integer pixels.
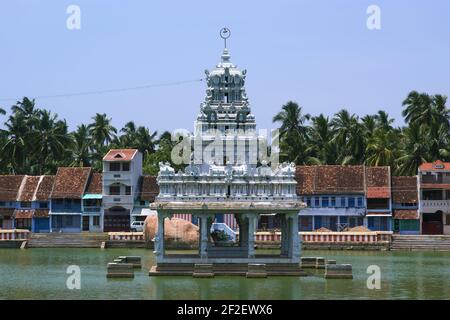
left=0, top=248, right=449, bottom=299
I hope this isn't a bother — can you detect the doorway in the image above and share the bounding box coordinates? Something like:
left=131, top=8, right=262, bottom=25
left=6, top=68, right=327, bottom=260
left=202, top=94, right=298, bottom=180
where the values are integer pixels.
left=422, top=212, right=443, bottom=235
left=82, top=216, right=90, bottom=231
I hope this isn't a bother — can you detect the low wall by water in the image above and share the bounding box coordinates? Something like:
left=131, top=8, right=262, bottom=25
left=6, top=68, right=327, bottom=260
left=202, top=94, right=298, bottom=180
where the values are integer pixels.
left=0, top=229, right=30, bottom=240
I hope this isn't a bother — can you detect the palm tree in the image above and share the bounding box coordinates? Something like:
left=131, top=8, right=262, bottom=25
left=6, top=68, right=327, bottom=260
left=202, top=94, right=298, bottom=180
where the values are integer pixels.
left=331, top=109, right=365, bottom=164
left=365, top=129, right=399, bottom=167
left=305, top=114, right=336, bottom=164
left=1, top=114, right=28, bottom=173
left=0, top=107, right=5, bottom=116
left=402, top=91, right=432, bottom=125
left=88, top=113, right=117, bottom=148
left=70, top=124, right=91, bottom=167
left=30, top=110, right=73, bottom=174
left=396, top=124, right=430, bottom=175
left=375, top=110, right=395, bottom=132
left=273, top=101, right=310, bottom=164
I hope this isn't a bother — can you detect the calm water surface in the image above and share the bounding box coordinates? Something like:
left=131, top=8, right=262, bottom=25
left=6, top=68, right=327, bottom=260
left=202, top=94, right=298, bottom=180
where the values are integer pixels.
left=0, top=248, right=449, bottom=299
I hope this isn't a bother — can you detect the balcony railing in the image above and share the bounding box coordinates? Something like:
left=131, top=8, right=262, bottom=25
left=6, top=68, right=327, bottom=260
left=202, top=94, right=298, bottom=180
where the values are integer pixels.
left=420, top=200, right=450, bottom=211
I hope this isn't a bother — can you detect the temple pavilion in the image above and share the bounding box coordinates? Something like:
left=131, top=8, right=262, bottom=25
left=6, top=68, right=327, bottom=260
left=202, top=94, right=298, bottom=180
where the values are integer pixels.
left=150, top=29, right=306, bottom=276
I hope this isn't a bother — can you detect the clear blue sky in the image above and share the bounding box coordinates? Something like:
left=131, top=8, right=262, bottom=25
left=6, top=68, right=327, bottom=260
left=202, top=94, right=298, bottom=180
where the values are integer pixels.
left=1, top=0, right=449, bottom=134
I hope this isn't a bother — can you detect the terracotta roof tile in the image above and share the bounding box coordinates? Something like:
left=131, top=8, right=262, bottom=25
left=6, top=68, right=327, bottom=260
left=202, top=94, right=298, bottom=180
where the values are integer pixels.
left=13, top=209, right=33, bottom=219
left=365, top=167, right=391, bottom=199
left=138, top=176, right=159, bottom=202
left=51, top=167, right=91, bottom=199
left=34, top=209, right=49, bottom=218
left=34, top=175, right=55, bottom=201
left=17, top=176, right=40, bottom=202
left=86, top=173, right=102, bottom=194
left=392, top=176, right=418, bottom=204
left=393, top=209, right=418, bottom=220
left=0, top=175, right=25, bottom=201
left=296, top=165, right=365, bottom=195
left=419, top=160, right=450, bottom=172
left=103, top=149, right=138, bottom=162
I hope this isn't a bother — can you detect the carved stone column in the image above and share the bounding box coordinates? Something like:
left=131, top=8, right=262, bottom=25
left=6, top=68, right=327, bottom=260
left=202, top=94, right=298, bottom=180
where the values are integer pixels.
left=196, top=213, right=214, bottom=260
left=279, top=214, right=288, bottom=257
left=243, top=213, right=259, bottom=259
left=154, top=211, right=170, bottom=262
left=288, top=212, right=301, bottom=262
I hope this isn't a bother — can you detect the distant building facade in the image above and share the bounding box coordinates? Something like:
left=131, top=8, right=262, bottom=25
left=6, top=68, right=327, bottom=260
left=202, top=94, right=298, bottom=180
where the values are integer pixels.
left=392, top=176, right=419, bottom=234
left=102, top=149, right=142, bottom=232
left=418, top=160, right=450, bottom=235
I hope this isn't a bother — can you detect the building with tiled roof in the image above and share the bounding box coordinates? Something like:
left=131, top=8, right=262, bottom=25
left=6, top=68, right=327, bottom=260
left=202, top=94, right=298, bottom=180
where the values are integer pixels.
left=103, top=149, right=138, bottom=162
left=50, top=167, right=92, bottom=232
left=293, top=165, right=392, bottom=232
left=391, top=176, right=419, bottom=234
left=418, top=161, right=450, bottom=235
left=0, top=175, right=25, bottom=229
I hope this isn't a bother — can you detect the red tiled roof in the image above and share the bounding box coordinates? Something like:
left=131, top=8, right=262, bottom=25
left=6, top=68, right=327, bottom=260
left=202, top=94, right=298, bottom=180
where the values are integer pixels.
left=13, top=209, right=33, bottom=219
left=35, top=176, right=55, bottom=201
left=0, top=175, right=25, bottom=201
left=103, top=149, right=138, bottom=162
left=138, top=176, right=159, bottom=202
left=419, top=160, right=450, bottom=171
left=392, top=176, right=418, bottom=204
left=393, top=209, right=418, bottom=220
left=34, top=209, right=50, bottom=218
left=51, top=167, right=92, bottom=199
left=365, top=167, right=391, bottom=199
left=295, top=165, right=365, bottom=195
left=0, top=208, right=14, bottom=217
left=86, top=173, right=102, bottom=194
left=17, top=176, right=40, bottom=202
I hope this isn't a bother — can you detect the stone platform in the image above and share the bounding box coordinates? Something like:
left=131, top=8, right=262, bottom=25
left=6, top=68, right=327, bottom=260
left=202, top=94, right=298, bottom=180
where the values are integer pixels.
left=149, top=262, right=309, bottom=277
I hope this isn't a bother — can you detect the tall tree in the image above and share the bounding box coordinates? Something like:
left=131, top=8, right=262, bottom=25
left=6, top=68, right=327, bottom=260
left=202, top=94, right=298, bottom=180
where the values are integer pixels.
left=88, top=113, right=117, bottom=147
left=272, top=101, right=310, bottom=164
left=70, top=124, right=92, bottom=167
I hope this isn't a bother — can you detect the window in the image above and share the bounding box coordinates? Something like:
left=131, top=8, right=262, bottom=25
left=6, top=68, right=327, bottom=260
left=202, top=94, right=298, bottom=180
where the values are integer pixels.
left=109, top=185, right=121, bottom=195
left=339, top=197, right=346, bottom=207
left=20, top=201, right=32, bottom=208
left=322, top=197, right=329, bottom=207
left=357, top=197, right=364, bottom=207
left=446, top=214, right=450, bottom=225
left=314, top=197, right=320, bottom=207
left=305, top=197, right=311, bottom=207
left=125, top=186, right=131, bottom=195
left=0, top=201, right=5, bottom=207
left=348, top=197, right=355, bottom=207
left=122, top=162, right=130, bottom=171
left=93, top=216, right=100, bottom=226
left=331, top=196, right=336, bottom=207
left=109, top=162, right=121, bottom=171
left=39, top=202, right=48, bottom=209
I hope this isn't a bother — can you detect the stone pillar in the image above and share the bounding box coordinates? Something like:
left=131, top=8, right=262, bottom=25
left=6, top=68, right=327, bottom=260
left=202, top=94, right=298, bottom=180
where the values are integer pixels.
left=280, top=214, right=288, bottom=256
left=154, top=211, right=166, bottom=262
left=199, top=216, right=209, bottom=259
left=288, top=213, right=301, bottom=262
left=243, top=214, right=259, bottom=259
